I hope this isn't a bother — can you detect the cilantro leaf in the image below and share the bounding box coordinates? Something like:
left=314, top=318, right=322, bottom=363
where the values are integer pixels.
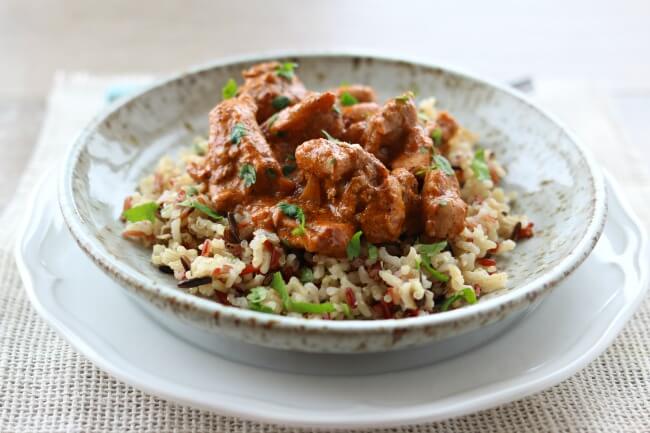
left=272, top=95, right=290, bottom=110
left=222, top=78, right=238, bottom=100
left=340, top=91, right=358, bottom=106
left=230, top=123, right=247, bottom=145
left=278, top=202, right=306, bottom=235
left=122, top=202, right=158, bottom=223
left=347, top=230, right=363, bottom=260
left=415, top=241, right=447, bottom=256
left=471, top=148, right=491, bottom=181
left=178, top=200, right=225, bottom=222
left=238, top=163, right=257, bottom=188
left=433, top=155, right=454, bottom=176
left=275, top=62, right=298, bottom=80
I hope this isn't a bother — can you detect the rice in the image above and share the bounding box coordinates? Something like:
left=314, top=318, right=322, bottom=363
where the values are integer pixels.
left=120, top=98, right=533, bottom=320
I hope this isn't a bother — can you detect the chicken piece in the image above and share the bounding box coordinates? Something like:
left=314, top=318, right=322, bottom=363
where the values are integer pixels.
left=238, top=61, right=308, bottom=123
left=392, top=168, right=422, bottom=234
left=273, top=209, right=356, bottom=258
left=421, top=169, right=467, bottom=239
left=265, top=92, right=345, bottom=160
left=426, top=111, right=459, bottom=155
left=293, top=139, right=407, bottom=248
left=361, top=96, right=434, bottom=173
left=188, top=94, right=292, bottom=211
left=341, top=102, right=380, bottom=125
left=336, top=84, right=377, bottom=103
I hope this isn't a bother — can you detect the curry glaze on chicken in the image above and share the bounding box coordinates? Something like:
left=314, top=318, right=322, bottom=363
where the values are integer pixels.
left=188, top=61, right=466, bottom=258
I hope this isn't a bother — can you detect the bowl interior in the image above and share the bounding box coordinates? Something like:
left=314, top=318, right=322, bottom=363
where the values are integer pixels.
left=64, top=54, right=600, bottom=315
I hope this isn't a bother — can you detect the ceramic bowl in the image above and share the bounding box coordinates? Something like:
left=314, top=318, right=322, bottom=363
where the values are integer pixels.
left=59, top=52, right=606, bottom=353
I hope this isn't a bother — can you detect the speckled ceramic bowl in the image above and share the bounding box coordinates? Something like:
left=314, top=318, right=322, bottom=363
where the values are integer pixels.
left=59, top=51, right=606, bottom=354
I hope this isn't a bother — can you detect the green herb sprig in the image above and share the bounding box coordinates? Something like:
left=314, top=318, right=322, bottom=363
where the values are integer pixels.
left=471, top=148, right=491, bottom=181
left=278, top=202, right=306, bottom=235
left=222, top=78, right=238, bottom=100
left=238, top=163, right=257, bottom=187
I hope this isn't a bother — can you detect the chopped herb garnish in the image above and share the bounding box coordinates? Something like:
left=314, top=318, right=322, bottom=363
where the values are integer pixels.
left=321, top=129, right=339, bottom=142
left=471, top=148, right=491, bottom=181
left=178, top=200, right=225, bottom=222
left=275, top=62, right=298, bottom=80
left=247, top=287, right=268, bottom=303
left=278, top=202, right=306, bottom=235
left=347, top=230, right=363, bottom=260
left=221, top=78, right=238, bottom=100
left=186, top=186, right=199, bottom=196
left=340, top=91, right=359, bottom=106
left=122, top=202, right=158, bottom=223
left=367, top=244, right=378, bottom=261
left=417, top=241, right=450, bottom=282
left=299, top=267, right=314, bottom=283
left=440, top=287, right=477, bottom=311
left=247, top=287, right=275, bottom=313
left=395, top=91, right=415, bottom=103
left=433, top=155, right=454, bottom=176
left=431, top=127, right=443, bottom=146
left=270, top=271, right=334, bottom=314
left=238, top=163, right=257, bottom=187
left=290, top=301, right=336, bottom=314
left=415, top=241, right=447, bottom=256
left=272, top=95, right=290, bottom=110
left=230, top=122, right=247, bottom=145
left=271, top=272, right=290, bottom=310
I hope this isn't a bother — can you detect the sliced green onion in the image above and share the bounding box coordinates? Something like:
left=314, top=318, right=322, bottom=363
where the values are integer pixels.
left=271, top=272, right=290, bottom=310
left=367, top=243, right=378, bottom=261
left=178, top=200, right=225, bottom=222
left=290, top=301, right=336, bottom=314
left=222, top=78, right=238, bottom=100
left=347, top=230, right=363, bottom=260
left=340, top=91, right=358, bottom=106
left=440, top=287, right=477, bottom=311
left=471, top=148, right=491, bottom=181
left=122, top=202, right=158, bottom=223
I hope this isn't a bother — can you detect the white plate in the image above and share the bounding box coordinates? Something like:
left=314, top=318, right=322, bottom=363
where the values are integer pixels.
left=16, top=173, right=648, bottom=429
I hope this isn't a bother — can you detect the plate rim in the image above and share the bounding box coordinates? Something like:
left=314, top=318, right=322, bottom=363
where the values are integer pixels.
left=16, top=170, right=648, bottom=428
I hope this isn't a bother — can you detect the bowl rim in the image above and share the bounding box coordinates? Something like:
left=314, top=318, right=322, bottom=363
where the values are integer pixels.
left=58, top=49, right=607, bottom=334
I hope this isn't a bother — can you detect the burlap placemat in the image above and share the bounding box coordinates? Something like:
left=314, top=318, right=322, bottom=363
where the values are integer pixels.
left=1, top=74, right=648, bottom=433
